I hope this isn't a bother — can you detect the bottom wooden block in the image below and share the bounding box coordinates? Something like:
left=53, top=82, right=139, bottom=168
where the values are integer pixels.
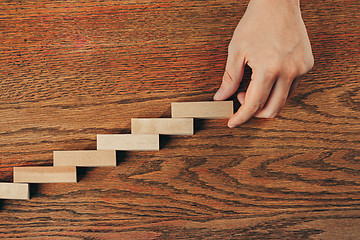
left=13, top=166, right=77, bottom=183
left=53, top=150, right=116, bottom=167
left=0, top=183, right=29, bottom=200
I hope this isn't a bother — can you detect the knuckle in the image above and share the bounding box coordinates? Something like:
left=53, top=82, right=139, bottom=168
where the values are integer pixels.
left=228, top=40, right=243, bottom=56
left=299, top=55, right=315, bottom=75
left=283, top=66, right=298, bottom=81
left=299, top=62, right=309, bottom=75
left=263, top=61, right=281, bottom=80
left=247, top=102, right=264, bottom=114
left=279, top=59, right=297, bottom=80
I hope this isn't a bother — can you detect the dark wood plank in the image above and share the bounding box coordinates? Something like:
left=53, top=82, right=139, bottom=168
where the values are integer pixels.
left=0, top=0, right=359, bottom=239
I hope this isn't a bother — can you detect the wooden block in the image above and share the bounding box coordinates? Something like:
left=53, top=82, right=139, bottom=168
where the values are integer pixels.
left=171, top=101, right=234, bottom=119
left=13, top=166, right=77, bottom=183
left=131, top=118, right=194, bottom=135
left=97, top=134, right=159, bottom=151
left=0, top=183, right=30, bottom=200
left=54, top=150, right=116, bottom=167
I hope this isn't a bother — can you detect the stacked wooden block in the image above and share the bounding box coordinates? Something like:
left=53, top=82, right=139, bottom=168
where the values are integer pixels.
left=0, top=101, right=233, bottom=201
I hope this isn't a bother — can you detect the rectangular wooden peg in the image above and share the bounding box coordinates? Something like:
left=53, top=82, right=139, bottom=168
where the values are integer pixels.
left=131, top=118, right=193, bottom=135
left=13, top=166, right=77, bottom=183
left=54, top=150, right=116, bottom=167
left=97, top=134, right=159, bottom=151
left=0, top=183, right=30, bottom=200
left=171, top=101, right=234, bottom=119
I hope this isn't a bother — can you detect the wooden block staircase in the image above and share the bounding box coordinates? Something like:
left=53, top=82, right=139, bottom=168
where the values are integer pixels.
left=0, top=101, right=233, bottom=200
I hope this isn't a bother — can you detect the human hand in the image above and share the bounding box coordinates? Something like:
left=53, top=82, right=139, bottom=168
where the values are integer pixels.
left=214, top=0, right=314, bottom=127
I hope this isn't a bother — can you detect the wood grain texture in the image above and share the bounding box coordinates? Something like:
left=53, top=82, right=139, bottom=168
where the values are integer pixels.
left=0, top=0, right=359, bottom=239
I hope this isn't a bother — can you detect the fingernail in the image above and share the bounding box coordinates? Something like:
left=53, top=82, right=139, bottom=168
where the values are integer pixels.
left=228, top=119, right=235, bottom=128
left=214, top=88, right=223, bottom=100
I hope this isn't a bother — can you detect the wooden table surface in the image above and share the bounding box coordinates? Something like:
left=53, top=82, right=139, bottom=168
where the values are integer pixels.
left=1, top=0, right=359, bottom=239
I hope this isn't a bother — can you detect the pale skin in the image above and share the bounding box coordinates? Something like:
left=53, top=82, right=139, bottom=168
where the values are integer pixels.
left=214, top=0, right=314, bottom=127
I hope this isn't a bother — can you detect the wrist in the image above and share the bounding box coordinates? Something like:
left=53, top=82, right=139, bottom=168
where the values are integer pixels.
left=249, top=0, right=300, bottom=8
left=247, top=0, right=301, bottom=16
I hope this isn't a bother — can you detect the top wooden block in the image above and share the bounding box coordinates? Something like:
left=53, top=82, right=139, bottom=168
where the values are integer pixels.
left=0, top=182, right=29, bottom=200
left=171, top=101, right=233, bottom=119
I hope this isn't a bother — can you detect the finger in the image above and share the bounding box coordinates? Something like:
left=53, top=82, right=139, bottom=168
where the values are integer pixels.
left=288, top=77, right=301, bottom=98
left=228, top=70, right=276, bottom=127
left=214, top=55, right=245, bottom=101
left=237, top=92, right=246, bottom=105
left=255, top=76, right=293, bottom=118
